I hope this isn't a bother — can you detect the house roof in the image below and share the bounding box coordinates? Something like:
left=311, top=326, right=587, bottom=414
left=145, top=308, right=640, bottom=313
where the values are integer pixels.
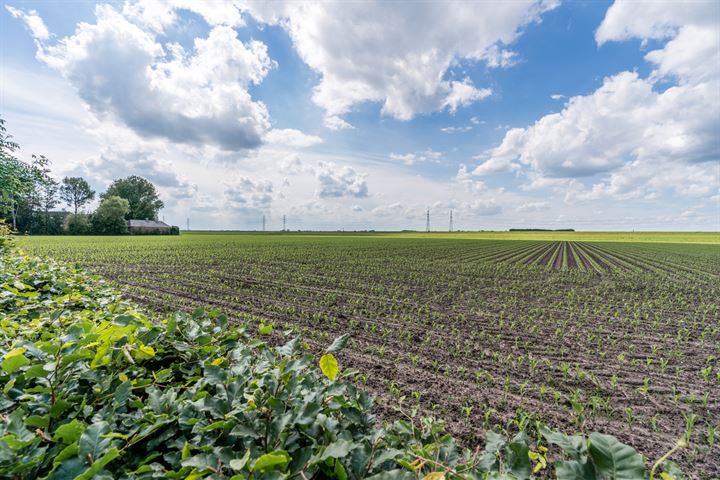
left=128, top=219, right=170, bottom=228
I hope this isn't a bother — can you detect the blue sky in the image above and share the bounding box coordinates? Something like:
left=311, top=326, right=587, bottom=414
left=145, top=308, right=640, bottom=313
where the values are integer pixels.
left=1, top=0, right=718, bottom=230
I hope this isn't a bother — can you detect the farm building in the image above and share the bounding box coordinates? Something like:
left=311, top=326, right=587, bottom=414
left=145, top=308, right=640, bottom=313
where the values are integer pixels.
left=127, top=219, right=171, bottom=235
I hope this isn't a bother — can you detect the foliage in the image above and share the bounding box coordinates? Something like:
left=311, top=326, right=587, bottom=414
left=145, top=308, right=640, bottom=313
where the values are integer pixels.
left=0, top=116, right=34, bottom=229
left=91, top=196, right=130, bottom=234
left=64, top=213, right=92, bottom=235
left=59, top=177, right=95, bottom=215
left=0, top=235, right=682, bottom=479
left=102, top=176, right=164, bottom=221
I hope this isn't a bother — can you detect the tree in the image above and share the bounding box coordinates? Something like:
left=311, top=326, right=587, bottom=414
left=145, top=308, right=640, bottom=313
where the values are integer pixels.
left=0, top=116, right=34, bottom=230
left=91, top=196, right=130, bottom=234
left=16, top=155, right=60, bottom=235
left=60, top=177, right=95, bottom=215
left=102, top=176, right=164, bottom=220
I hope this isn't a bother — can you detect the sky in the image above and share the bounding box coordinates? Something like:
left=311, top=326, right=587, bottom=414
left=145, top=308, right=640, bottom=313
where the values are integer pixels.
left=1, top=0, right=719, bottom=231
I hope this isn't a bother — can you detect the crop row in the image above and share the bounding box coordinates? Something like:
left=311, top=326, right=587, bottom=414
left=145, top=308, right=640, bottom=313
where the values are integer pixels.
left=20, top=234, right=720, bottom=477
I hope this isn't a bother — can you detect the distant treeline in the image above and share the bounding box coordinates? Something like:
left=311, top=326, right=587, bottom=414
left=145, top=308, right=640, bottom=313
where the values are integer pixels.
left=509, top=228, right=575, bottom=232
left=1, top=116, right=172, bottom=235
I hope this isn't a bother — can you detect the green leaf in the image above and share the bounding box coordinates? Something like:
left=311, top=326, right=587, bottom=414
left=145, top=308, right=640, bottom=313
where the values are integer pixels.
left=555, top=460, right=597, bottom=480
left=53, top=420, right=85, bottom=444
left=258, top=324, right=273, bottom=335
left=75, top=447, right=120, bottom=480
left=326, top=334, right=350, bottom=353
left=253, top=450, right=291, bottom=472
left=316, top=439, right=354, bottom=462
left=507, top=433, right=531, bottom=478
left=2, top=351, right=30, bottom=373
left=181, top=441, right=192, bottom=460
left=320, top=353, right=339, bottom=381
left=277, top=337, right=300, bottom=356
left=588, top=433, right=645, bottom=480
left=47, top=456, right=87, bottom=480
left=335, top=459, right=349, bottom=480
left=230, top=450, right=251, bottom=471
left=79, top=422, right=111, bottom=459
left=113, top=380, right=132, bottom=407
left=541, top=426, right=587, bottom=460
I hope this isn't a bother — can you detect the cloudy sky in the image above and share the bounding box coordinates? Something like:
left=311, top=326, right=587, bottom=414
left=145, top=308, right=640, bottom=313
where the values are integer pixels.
left=2, top=0, right=719, bottom=231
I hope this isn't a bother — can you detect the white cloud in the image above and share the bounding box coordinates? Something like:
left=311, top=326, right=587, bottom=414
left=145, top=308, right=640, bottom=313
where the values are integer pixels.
left=122, top=0, right=246, bottom=32
left=594, top=0, right=716, bottom=46
left=224, top=176, right=274, bottom=213
left=465, top=199, right=502, bottom=216
left=242, top=0, right=556, bottom=126
left=11, top=4, right=275, bottom=152
left=323, top=115, right=354, bottom=131
left=442, top=79, right=492, bottom=113
left=5, top=6, right=49, bottom=40
left=264, top=129, right=322, bottom=148
left=550, top=94, right=565, bottom=100
left=389, top=149, right=443, bottom=166
left=516, top=201, right=549, bottom=212
left=316, top=161, right=369, bottom=198
left=481, top=45, right=519, bottom=68
left=476, top=1, right=719, bottom=203
left=441, top=125, right=473, bottom=134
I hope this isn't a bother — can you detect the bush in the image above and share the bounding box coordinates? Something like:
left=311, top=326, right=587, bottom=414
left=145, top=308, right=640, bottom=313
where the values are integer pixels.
left=169, top=225, right=180, bottom=235
left=64, top=213, right=91, bottom=235
left=0, top=240, right=684, bottom=479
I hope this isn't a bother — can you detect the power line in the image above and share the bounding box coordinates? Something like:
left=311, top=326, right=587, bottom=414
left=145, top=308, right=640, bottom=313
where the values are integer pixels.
left=283, top=215, right=286, bottom=232
left=426, top=208, right=430, bottom=232
left=449, top=209, right=453, bottom=232
left=262, top=214, right=266, bottom=232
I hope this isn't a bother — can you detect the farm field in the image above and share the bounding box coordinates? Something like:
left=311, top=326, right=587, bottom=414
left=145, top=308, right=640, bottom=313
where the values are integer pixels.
left=19, top=233, right=720, bottom=477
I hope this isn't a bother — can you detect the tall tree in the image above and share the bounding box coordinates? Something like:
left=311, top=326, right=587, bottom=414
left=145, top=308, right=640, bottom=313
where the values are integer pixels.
left=102, top=176, right=164, bottom=220
left=22, top=155, right=60, bottom=235
left=60, top=177, right=95, bottom=215
left=91, top=196, right=130, bottom=234
left=0, top=116, right=34, bottom=230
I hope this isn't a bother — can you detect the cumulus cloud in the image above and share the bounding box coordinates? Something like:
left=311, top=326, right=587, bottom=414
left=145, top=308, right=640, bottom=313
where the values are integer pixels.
left=11, top=4, right=275, bottom=152
left=121, top=0, right=246, bottom=31
left=242, top=1, right=556, bottom=126
left=224, top=177, right=274, bottom=213
left=475, top=0, right=719, bottom=202
left=316, top=161, right=368, bottom=198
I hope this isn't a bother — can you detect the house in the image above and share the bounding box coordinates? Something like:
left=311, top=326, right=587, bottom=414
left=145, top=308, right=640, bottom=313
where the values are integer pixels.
left=127, top=219, right=171, bottom=235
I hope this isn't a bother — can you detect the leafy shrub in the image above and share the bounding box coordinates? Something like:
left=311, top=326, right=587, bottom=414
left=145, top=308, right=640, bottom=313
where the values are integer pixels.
left=169, top=225, right=180, bottom=235
left=0, top=240, right=684, bottom=479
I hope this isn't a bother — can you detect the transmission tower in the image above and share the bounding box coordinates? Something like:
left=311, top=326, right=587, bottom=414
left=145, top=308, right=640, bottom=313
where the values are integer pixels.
left=449, top=210, right=453, bottom=232
left=283, top=215, right=286, bottom=232
left=186, top=218, right=190, bottom=231
left=426, top=208, right=430, bottom=232
left=262, top=215, right=266, bottom=232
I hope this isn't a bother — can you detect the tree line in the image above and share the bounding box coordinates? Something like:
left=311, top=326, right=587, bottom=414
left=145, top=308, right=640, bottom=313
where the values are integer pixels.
left=0, top=116, right=170, bottom=235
